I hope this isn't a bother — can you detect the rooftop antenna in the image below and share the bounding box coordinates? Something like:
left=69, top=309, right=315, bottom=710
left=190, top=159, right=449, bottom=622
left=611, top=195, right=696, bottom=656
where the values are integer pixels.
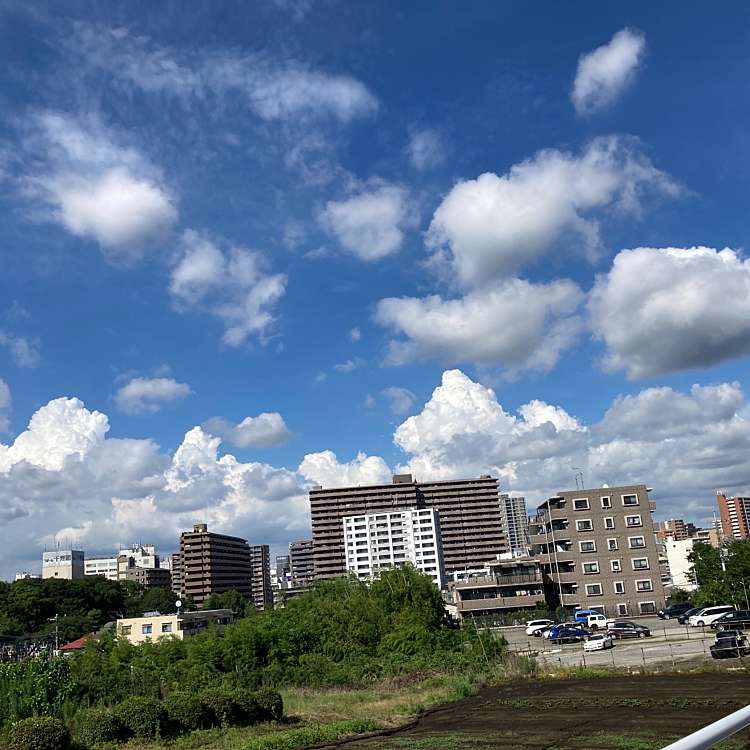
left=571, top=467, right=584, bottom=490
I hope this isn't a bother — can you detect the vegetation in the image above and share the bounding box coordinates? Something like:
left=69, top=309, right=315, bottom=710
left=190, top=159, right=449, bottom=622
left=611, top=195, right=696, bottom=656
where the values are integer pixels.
left=689, top=540, right=750, bottom=609
left=1, top=716, right=70, bottom=750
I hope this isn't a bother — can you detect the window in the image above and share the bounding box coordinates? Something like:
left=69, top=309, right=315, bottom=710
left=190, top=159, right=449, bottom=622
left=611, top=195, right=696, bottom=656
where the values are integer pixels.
left=573, top=498, right=590, bottom=510
left=622, top=494, right=639, bottom=506
left=582, top=561, right=599, bottom=574
left=625, top=514, right=642, bottom=528
left=161, top=622, right=172, bottom=633
left=632, top=558, right=650, bottom=571
left=579, top=540, right=596, bottom=553
left=604, top=517, right=615, bottom=530
left=639, top=601, right=656, bottom=615
left=607, top=538, right=618, bottom=551
left=576, top=519, right=593, bottom=532
left=120, top=625, right=132, bottom=635
left=628, top=536, right=646, bottom=549
left=601, top=496, right=612, bottom=509
left=613, top=581, right=625, bottom=594
left=636, top=579, right=653, bottom=592
left=585, top=583, right=603, bottom=596
left=610, top=559, right=622, bottom=573
left=617, top=603, right=629, bottom=616
left=142, top=624, right=152, bottom=635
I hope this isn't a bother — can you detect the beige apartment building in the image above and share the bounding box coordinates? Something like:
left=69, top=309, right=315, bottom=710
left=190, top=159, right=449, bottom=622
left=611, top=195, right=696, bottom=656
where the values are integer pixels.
left=116, top=609, right=233, bottom=645
left=529, top=484, right=665, bottom=617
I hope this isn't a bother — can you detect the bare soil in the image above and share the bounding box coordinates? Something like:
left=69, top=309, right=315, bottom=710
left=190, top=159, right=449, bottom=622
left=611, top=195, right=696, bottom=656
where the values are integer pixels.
left=338, top=672, right=750, bottom=749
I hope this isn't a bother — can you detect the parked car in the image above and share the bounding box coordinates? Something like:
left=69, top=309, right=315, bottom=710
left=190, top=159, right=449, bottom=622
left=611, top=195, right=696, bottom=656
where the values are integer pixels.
left=657, top=602, right=693, bottom=620
left=573, top=609, right=602, bottom=624
left=583, top=633, right=614, bottom=651
left=688, top=606, right=735, bottom=627
left=677, top=607, right=703, bottom=625
left=549, top=626, right=592, bottom=644
left=710, top=630, right=750, bottom=659
left=711, top=610, right=750, bottom=630
left=607, top=621, right=651, bottom=639
left=582, top=613, right=608, bottom=630
left=525, top=619, right=555, bottom=636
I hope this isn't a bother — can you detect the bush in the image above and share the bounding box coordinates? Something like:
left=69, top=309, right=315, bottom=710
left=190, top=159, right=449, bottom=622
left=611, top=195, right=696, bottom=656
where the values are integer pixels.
left=236, top=690, right=261, bottom=725
left=113, top=696, right=164, bottom=739
left=74, top=707, right=122, bottom=746
left=199, top=687, right=241, bottom=727
left=163, top=691, right=210, bottom=732
left=254, top=687, right=283, bottom=722
left=4, top=716, right=70, bottom=750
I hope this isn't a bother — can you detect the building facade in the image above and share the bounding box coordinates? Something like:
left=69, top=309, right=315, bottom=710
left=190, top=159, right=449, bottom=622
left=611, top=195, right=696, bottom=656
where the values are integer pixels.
left=273, top=555, right=291, bottom=590
left=654, top=518, right=697, bottom=541
left=310, top=474, right=508, bottom=580
left=179, top=524, right=252, bottom=606
left=249, top=544, right=273, bottom=610
left=717, top=494, right=750, bottom=540
left=125, top=566, right=172, bottom=589
left=663, top=538, right=697, bottom=591
left=501, top=495, right=530, bottom=556
left=84, top=557, right=119, bottom=580
left=342, top=507, right=446, bottom=588
left=170, top=553, right=182, bottom=595
left=529, top=484, right=665, bottom=617
left=42, top=550, right=85, bottom=580
left=289, top=539, right=314, bottom=588
left=116, top=609, right=233, bottom=645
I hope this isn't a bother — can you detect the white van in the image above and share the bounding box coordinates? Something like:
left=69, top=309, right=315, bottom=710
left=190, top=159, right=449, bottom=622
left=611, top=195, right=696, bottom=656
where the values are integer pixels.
left=688, top=605, right=735, bottom=627
left=584, top=613, right=608, bottom=630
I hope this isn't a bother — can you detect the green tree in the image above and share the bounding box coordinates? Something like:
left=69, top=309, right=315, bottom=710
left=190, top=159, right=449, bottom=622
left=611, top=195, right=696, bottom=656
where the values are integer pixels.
left=202, top=590, right=250, bottom=617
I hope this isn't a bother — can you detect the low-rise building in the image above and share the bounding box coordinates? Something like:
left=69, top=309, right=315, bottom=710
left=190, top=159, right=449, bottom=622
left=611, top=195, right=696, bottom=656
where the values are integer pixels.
left=84, top=557, right=119, bottom=580
left=14, top=571, right=40, bottom=581
left=116, top=609, right=233, bottom=645
left=125, top=566, right=172, bottom=589
left=42, top=550, right=85, bottom=580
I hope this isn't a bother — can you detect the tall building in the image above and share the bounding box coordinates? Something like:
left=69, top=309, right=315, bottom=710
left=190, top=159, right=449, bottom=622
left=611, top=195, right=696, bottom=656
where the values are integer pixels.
left=716, top=494, right=750, bottom=540
left=273, top=555, right=291, bottom=590
left=125, top=566, right=172, bottom=589
left=501, top=495, right=530, bottom=556
left=654, top=518, right=696, bottom=541
left=342, top=508, right=446, bottom=588
left=249, top=544, right=273, bottom=610
left=309, top=474, right=507, bottom=580
left=170, top=553, right=182, bottom=595
left=529, top=484, right=665, bottom=617
left=42, top=550, right=85, bottom=580
left=289, top=539, right=314, bottom=588
left=179, top=524, right=252, bottom=606
left=663, top=538, right=697, bottom=591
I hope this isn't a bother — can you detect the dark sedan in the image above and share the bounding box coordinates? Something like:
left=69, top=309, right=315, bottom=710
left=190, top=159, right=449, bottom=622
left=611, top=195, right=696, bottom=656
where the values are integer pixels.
left=677, top=607, right=702, bottom=625
left=607, top=621, right=651, bottom=639
left=657, top=602, right=693, bottom=620
left=711, top=610, right=750, bottom=630
left=549, top=626, right=593, bottom=644
left=710, top=630, right=750, bottom=659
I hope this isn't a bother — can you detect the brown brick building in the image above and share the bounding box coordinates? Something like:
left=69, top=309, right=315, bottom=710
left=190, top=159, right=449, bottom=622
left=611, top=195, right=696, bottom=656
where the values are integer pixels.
left=289, top=539, right=314, bottom=588
left=717, top=493, right=750, bottom=540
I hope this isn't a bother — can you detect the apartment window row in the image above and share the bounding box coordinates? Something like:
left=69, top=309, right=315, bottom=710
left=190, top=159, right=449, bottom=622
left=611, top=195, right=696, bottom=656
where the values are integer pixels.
left=580, top=536, right=648, bottom=553
left=575, top=514, right=642, bottom=532
left=572, top=494, right=640, bottom=511
left=586, top=579, right=653, bottom=597
left=583, top=557, right=651, bottom=574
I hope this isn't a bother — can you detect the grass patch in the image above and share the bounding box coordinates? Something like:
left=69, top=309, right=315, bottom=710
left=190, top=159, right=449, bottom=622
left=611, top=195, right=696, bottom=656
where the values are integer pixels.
left=588, top=733, right=744, bottom=750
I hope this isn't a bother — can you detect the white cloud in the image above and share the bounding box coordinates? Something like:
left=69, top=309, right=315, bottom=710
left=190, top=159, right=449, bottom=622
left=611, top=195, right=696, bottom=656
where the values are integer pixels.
left=381, top=387, right=416, bottom=416
left=169, top=230, right=287, bottom=346
left=0, top=332, right=40, bottom=368
left=22, top=112, right=177, bottom=260
left=349, top=327, right=361, bottom=342
left=426, top=136, right=679, bottom=287
left=589, top=247, right=750, bottom=378
left=114, top=377, right=191, bottom=415
left=407, top=129, right=445, bottom=170
left=572, top=28, right=646, bottom=116
left=203, top=413, right=291, bottom=448
left=375, top=277, right=583, bottom=374
left=333, top=358, right=363, bottom=373
left=298, top=450, right=391, bottom=488
left=320, top=184, right=415, bottom=261
left=0, top=379, right=10, bottom=433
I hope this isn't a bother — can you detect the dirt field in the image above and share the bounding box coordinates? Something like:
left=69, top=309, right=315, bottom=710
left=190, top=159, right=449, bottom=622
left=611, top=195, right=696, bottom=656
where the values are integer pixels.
left=339, top=672, right=750, bottom=749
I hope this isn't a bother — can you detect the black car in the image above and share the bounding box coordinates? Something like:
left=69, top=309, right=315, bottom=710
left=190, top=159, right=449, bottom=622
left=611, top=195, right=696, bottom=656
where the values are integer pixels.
left=657, top=602, right=693, bottom=620
left=711, top=610, right=750, bottom=630
left=677, top=607, right=702, bottom=625
left=607, top=621, right=651, bottom=639
left=710, top=630, right=750, bottom=659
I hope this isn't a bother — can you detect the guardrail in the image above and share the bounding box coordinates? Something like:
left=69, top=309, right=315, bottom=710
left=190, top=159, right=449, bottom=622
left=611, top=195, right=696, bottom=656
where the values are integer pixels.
left=661, top=704, right=750, bottom=749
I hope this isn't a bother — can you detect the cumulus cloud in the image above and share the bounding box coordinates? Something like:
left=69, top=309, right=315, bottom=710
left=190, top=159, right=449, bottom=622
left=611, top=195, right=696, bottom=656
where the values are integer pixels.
left=0, top=332, right=40, bottom=368
left=169, top=230, right=287, bottom=346
left=589, top=247, right=750, bottom=378
left=0, top=379, right=10, bottom=433
left=375, top=278, right=583, bottom=374
left=381, top=387, right=416, bottom=416
left=572, top=28, right=646, bottom=116
left=21, top=112, right=177, bottom=260
left=407, top=129, right=445, bottom=170
left=203, top=412, right=291, bottom=448
left=114, top=377, right=191, bottom=415
left=320, top=184, right=415, bottom=261
left=349, top=327, right=361, bottom=342
left=426, top=136, right=679, bottom=287
left=298, top=449, right=391, bottom=488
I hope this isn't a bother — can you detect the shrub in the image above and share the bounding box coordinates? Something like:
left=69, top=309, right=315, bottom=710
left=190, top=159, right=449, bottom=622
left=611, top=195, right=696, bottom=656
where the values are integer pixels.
left=254, top=687, right=283, bottom=722
left=236, top=690, right=261, bottom=725
left=199, top=687, right=241, bottom=727
left=4, top=716, right=70, bottom=750
left=112, top=696, right=164, bottom=739
left=163, top=691, right=210, bottom=732
left=74, top=707, right=122, bottom=746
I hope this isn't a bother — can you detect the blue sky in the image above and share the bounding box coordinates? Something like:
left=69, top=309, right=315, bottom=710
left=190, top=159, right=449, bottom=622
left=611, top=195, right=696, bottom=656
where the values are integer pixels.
left=2, top=1, right=750, bottom=577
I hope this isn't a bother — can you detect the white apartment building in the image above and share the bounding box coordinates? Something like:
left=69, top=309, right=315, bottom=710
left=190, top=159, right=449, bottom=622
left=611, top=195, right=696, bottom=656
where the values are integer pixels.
left=501, top=495, right=530, bottom=556
left=664, top=537, right=698, bottom=591
left=343, top=508, right=446, bottom=589
left=42, top=550, right=85, bottom=580
left=84, top=557, right=119, bottom=580
left=84, top=544, right=163, bottom=581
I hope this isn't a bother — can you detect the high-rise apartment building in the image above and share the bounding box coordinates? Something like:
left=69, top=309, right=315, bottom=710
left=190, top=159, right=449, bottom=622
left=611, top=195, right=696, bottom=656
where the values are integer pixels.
left=529, top=484, right=665, bottom=617
left=654, top=518, right=697, bottom=541
left=42, top=550, right=85, bottom=580
left=289, top=539, right=314, bottom=588
left=501, top=495, right=530, bottom=556
left=179, top=524, right=252, bottom=606
left=249, top=544, right=273, bottom=610
left=125, top=566, right=173, bottom=589
left=716, top=494, right=750, bottom=540
left=309, top=474, right=507, bottom=580
left=273, top=555, right=291, bottom=590
left=170, top=553, right=182, bottom=595
left=342, top=508, right=446, bottom=588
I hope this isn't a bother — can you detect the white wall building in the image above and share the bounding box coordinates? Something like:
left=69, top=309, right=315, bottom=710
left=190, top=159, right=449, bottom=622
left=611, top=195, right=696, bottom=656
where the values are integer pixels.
left=500, top=495, right=530, bottom=556
left=84, top=544, right=164, bottom=581
left=664, top=537, right=697, bottom=591
left=84, top=557, right=119, bottom=580
left=42, top=550, right=85, bottom=580
left=343, top=508, right=446, bottom=589
left=15, top=571, right=40, bottom=581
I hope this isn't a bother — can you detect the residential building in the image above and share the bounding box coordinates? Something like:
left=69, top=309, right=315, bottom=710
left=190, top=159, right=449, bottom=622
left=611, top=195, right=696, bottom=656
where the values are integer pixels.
left=42, top=550, right=84, bottom=580
left=116, top=609, right=233, bottom=645
left=717, top=494, right=750, bottom=540
left=272, top=555, right=291, bottom=590
left=309, top=474, right=508, bottom=580
left=529, top=484, right=665, bottom=617
left=125, top=566, right=172, bottom=589
left=694, top=527, right=721, bottom=548
left=655, top=518, right=696, bottom=541
left=84, top=557, right=119, bottom=580
left=663, top=538, right=697, bottom=591
left=501, top=495, right=530, bottom=556
left=289, top=539, right=314, bottom=588
left=170, top=553, right=182, bottom=595
left=447, top=557, right=545, bottom=621
left=84, top=544, right=167, bottom=582
left=179, top=524, right=252, bottom=606
left=249, top=544, right=273, bottom=610
left=14, top=571, right=40, bottom=581
left=342, top=507, right=446, bottom=588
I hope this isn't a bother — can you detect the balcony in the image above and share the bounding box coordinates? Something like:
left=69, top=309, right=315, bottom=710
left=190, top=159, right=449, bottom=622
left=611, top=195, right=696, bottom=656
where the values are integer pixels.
left=455, top=593, right=545, bottom=612
left=451, top=572, right=542, bottom=590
